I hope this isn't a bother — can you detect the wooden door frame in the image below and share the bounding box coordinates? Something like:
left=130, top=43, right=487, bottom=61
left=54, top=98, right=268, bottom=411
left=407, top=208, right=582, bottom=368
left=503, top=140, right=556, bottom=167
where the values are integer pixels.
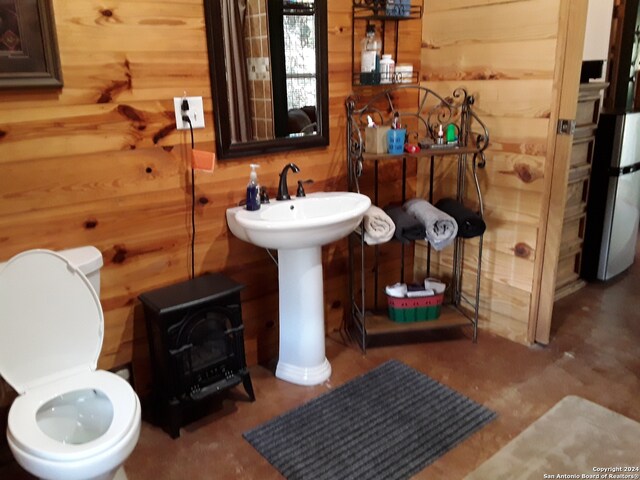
left=528, top=0, right=590, bottom=344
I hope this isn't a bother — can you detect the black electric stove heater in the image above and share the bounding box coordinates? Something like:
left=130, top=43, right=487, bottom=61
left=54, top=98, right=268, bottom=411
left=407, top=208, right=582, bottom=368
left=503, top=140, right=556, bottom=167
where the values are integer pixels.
left=139, top=274, right=255, bottom=438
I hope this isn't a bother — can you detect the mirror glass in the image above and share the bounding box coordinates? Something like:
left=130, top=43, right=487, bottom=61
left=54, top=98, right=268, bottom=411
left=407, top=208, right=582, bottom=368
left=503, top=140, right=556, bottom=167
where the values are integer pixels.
left=204, top=0, right=329, bottom=159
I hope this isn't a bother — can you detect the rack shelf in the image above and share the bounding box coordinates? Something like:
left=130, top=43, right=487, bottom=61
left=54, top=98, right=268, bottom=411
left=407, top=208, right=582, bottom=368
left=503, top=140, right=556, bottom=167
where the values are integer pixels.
left=351, top=71, right=420, bottom=87
left=351, top=1, right=423, bottom=88
left=345, top=85, right=490, bottom=352
left=359, top=307, right=473, bottom=335
left=361, top=145, right=484, bottom=161
left=352, top=3, right=423, bottom=21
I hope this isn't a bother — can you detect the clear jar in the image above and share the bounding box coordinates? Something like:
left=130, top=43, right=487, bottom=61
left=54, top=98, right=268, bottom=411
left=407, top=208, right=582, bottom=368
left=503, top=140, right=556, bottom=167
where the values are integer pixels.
left=360, top=24, right=381, bottom=85
left=380, top=54, right=395, bottom=84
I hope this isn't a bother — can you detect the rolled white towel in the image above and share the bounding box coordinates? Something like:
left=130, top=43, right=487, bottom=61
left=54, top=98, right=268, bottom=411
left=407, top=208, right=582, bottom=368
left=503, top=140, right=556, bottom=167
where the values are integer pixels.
left=424, top=277, right=446, bottom=294
left=404, top=198, right=458, bottom=251
left=385, top=283, right=407, bottom=298
left=358, top=205, right=396, bottom=245
left=406, top=289, right=435, bottom=298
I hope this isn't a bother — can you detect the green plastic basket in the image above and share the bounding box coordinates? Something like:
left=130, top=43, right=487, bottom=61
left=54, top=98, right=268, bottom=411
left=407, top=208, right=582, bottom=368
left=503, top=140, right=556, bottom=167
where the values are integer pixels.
left=387, top=293, right=443, bottom=322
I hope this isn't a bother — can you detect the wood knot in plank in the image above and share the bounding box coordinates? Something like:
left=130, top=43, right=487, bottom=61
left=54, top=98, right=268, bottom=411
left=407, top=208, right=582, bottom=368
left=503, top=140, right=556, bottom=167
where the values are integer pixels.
left=97, top=8, right=122, bottom=24
left=112, top=245, right=127, bottom=264
left=117, top=104, right=145, bottom=123
left=153, top=124, right=175, bottom=144
left=97, top=79, right=131, bottom=104
left=331, top=300, right=342, bottom=309
left=421, top=41, right=440, bottom=50
left=198, top=196, right=209, bottom=205
left=513, top=242, right=533, bottom=259
left=84, top=218, right=98, bottom=229
left=97, top=59, right=132, bottom=103
left=499, top=163, right=543, bottom=184
left=162, top=146, right=174, bottom=152
left=469, top=70, right=508, bottom=81
left=513, top=163, right=543, bottom=183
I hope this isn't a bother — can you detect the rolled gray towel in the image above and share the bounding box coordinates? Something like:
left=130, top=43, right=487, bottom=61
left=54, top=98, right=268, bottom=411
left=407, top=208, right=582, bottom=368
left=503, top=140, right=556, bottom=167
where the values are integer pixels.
left=435, top=198, right=486, bottom=238
left=383, top=206, right=426, bottom=244
left=404, top=198, right=458, bottom=251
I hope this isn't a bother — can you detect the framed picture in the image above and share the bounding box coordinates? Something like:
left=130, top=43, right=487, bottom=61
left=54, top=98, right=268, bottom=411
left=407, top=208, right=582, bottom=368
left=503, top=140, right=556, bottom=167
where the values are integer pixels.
left=0, top=0, right=63, bottom=89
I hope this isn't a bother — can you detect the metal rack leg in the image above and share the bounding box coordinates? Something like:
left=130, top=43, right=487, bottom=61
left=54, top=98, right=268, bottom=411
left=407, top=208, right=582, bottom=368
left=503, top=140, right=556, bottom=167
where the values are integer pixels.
left=473, top=235, right=484, bottom=343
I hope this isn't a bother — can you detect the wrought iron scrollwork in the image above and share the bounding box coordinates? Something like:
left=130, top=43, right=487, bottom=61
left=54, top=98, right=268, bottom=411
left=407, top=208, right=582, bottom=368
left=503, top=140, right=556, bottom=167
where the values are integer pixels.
left=346, top=85, right=490, bottom=172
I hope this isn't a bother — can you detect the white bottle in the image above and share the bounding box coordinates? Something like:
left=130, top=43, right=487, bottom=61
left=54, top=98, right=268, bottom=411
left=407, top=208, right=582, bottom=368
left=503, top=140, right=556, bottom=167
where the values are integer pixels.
left=380, top=54, right=395, bottom=84
left=395, top=64, right=413, bottom=83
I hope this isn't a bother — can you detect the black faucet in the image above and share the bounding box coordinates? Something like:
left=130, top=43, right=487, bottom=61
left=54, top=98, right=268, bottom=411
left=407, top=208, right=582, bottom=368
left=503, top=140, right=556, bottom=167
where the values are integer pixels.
left=296, top=179, right=314, bottom=197
left=276, top=163, right=300, bottom=200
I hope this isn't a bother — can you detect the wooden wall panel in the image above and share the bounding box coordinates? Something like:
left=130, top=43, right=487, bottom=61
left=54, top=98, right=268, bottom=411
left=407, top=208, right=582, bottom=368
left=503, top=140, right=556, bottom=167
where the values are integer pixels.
left=0, top=0, right=420, bottom=397
left=0, top=0, right=570, bottom=398
left=418, top=0, right=563, bottom=343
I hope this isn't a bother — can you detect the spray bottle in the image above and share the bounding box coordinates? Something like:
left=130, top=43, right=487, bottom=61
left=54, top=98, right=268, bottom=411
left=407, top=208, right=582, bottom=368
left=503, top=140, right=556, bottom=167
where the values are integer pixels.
left=246, top=164, right=261, bottom=211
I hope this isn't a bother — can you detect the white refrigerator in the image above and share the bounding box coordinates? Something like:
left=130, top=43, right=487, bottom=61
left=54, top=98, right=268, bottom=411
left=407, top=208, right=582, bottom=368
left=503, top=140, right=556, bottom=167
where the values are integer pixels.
left=583, top=111, right=640, bottom=281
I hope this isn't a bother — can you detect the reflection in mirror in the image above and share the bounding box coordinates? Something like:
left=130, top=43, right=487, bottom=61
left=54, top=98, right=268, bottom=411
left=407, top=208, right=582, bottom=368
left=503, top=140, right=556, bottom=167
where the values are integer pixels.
left=204, top=0, right=329, bottom=159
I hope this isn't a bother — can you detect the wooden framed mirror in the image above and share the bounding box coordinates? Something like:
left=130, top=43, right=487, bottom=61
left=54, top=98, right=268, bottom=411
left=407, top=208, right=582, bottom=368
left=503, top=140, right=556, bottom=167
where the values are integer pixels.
left=204, top=0, right=329, bottom=159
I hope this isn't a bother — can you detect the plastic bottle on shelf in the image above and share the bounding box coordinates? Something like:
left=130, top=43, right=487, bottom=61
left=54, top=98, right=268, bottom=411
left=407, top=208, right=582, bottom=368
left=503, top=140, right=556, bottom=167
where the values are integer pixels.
left=245, top=164, right=261, bottom=211
left=380, top=54, right=395, bottom=84
left=395, top=64, right=413, bottom=83
left=360, top=24, right=381, bottom=85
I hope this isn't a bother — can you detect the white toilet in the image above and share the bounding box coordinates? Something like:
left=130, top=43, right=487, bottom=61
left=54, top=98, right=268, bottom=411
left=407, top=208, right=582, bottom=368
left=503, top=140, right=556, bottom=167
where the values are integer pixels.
left=0, top=247, right=141, bottom=480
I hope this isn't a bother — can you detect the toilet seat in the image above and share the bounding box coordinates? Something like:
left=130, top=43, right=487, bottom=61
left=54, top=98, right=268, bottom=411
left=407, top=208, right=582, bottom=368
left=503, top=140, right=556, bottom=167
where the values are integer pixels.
left=7, top=370, right=138, bottom=463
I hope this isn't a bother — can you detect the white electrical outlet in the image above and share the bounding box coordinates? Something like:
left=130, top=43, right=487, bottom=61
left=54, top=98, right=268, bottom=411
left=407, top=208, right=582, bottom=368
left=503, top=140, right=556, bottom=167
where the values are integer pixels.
left=173, top=96, right=205, bottom=130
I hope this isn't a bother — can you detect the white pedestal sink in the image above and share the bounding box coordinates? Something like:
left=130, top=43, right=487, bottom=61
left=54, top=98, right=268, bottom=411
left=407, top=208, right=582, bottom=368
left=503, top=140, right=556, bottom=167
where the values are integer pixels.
left=226, top=192, right=371, bottom=386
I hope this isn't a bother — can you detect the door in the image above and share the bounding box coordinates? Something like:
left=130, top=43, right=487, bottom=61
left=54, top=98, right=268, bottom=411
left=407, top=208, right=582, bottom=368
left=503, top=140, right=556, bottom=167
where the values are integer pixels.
left=531, top=0, right=590, bottom=344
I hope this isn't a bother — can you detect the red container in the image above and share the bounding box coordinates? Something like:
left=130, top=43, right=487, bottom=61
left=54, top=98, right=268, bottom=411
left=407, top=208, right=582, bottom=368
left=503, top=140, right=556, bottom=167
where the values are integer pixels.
left=387, top=293, right=444, bottom=322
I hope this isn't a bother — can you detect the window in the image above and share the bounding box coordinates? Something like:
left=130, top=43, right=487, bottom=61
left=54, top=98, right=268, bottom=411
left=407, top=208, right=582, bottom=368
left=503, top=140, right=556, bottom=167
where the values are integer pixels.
left=283, top=0, right=316, bottom=110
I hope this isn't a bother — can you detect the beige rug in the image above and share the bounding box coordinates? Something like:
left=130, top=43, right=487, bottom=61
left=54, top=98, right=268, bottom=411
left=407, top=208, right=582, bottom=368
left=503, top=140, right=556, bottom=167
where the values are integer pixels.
left=466, top=396, right=640, bottom=479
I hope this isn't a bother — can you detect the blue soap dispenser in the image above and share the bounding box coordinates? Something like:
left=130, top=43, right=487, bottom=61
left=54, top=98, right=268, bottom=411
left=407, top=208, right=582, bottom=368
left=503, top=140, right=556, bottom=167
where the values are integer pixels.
left=245, top=164, right=261, bottom=211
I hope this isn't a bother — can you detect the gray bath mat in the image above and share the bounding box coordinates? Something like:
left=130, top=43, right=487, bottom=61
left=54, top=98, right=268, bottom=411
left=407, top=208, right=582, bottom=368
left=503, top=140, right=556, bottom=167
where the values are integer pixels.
left=243, top=360, right=496, bottom=480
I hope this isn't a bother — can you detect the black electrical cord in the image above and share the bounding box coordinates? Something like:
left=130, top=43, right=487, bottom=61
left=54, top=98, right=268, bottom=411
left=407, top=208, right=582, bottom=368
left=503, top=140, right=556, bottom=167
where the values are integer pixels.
left=182, top=114, right=196, bottom=280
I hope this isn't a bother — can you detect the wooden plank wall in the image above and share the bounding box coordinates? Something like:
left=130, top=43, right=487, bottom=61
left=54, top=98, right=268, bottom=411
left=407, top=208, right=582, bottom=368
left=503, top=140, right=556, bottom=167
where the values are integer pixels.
left=0, top=0, right=566, bottom=398
left=0, top=1, right=421, bottom=396
left=417, top=0, right=563, bottom=343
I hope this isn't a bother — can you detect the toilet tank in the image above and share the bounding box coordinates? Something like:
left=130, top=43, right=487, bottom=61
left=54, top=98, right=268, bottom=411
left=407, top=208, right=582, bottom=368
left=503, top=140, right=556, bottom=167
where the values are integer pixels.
left=0, top=247, right=104, bottom=296
left=57, top=246, right=104, bottom=295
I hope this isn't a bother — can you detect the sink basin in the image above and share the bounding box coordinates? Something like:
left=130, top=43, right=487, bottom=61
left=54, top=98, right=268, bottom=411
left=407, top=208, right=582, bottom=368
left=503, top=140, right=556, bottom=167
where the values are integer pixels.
left=226, top=191, right=371, bottom=250
left=225, top=191, right=371, bottom=386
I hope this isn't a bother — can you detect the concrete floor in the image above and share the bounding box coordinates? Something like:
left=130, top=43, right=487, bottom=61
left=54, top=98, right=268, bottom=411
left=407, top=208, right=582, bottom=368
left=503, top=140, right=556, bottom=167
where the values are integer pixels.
left=2, top=250, right=639, bottom=479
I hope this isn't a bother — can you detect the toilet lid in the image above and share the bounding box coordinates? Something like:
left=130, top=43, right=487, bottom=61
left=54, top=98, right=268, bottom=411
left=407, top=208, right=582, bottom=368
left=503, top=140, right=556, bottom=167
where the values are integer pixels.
left=0, top=250, right=103, bottom=394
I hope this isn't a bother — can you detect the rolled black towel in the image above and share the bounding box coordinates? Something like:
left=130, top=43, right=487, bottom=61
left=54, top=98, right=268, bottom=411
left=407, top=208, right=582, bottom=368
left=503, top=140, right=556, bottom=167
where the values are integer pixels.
left=384, top=206, right=426, bottom=244
left=434, top=198, right=486, bottom=238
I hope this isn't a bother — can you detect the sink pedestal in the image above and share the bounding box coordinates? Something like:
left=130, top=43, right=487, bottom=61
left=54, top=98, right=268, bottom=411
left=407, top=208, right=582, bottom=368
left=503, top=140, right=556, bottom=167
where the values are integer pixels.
left=275, top=247, right=331, bottom=386
left=225, top=191, right=371, bottom=386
